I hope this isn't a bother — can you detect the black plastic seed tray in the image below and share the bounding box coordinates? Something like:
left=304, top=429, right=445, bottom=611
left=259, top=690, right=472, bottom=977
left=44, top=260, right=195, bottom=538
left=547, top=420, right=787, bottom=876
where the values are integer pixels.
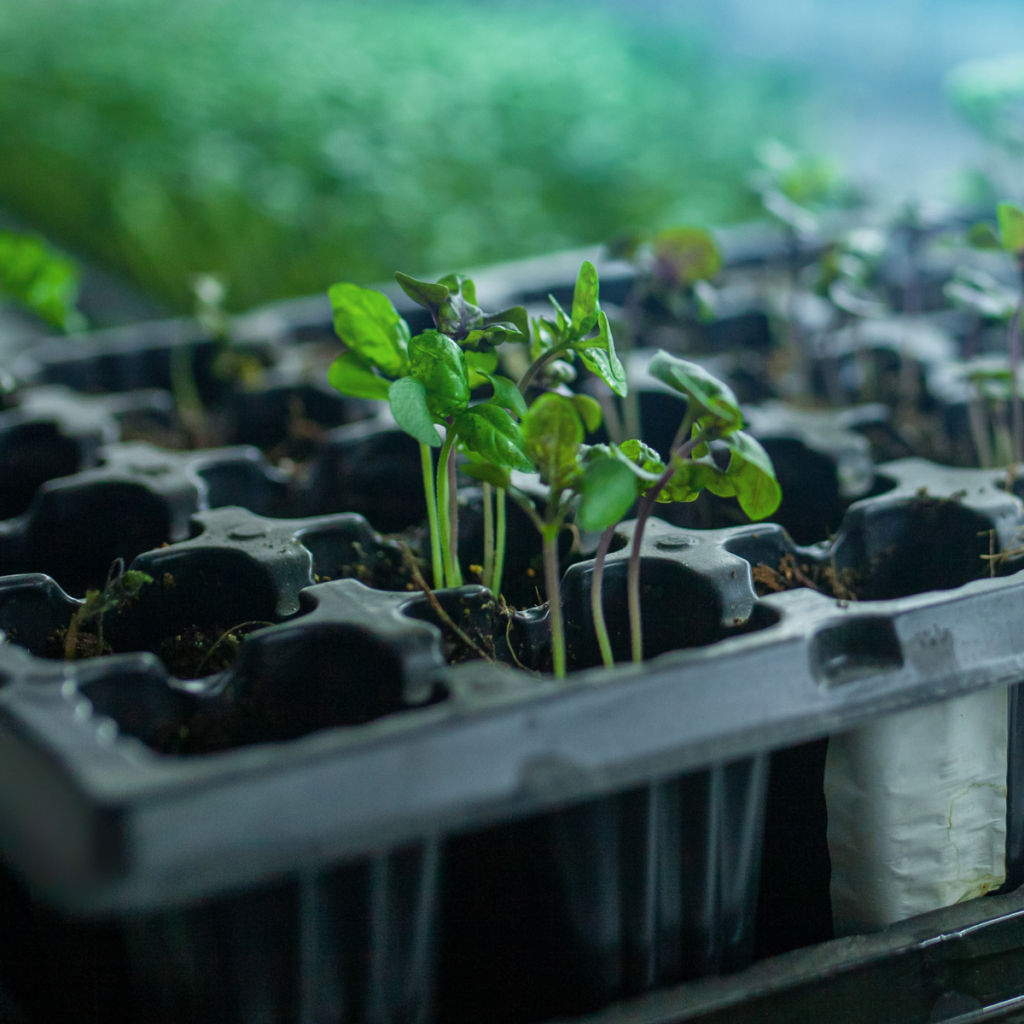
left=563, top=878, right=1024, bottom=1024
left=1, top=450, right=1024, bottom=1021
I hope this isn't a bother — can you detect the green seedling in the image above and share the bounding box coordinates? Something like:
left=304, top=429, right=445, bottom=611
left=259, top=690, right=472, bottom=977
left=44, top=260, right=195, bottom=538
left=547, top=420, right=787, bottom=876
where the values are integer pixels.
left=64, top=558, right=153, bottom=660
left=605, top=225, right=723, bottom=439
left=966, top=202, right=1024, bottom=463
left=463, top=390, right=614, bottom=678
left=520, top=261, right=627, bottom=399
left=0, top=231, right=84, bottom=332
left=328, top=272, right=531, bottom=593
left=945, top=267, right=1021, bottom=467
left=621, top=352, right=781, bottom=663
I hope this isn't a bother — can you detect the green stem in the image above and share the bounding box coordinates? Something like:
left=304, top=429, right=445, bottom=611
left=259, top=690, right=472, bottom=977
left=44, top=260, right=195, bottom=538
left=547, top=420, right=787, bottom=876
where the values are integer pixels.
left=64, top=609, right=82, bottom=661
left=169, top=343, right=207, bottom=446
left=591, top=525, right=616, bottom=668
left=543, top=528, right=566, bottom=679
left=420, top=443, right=444, bottom=589
left=1009, top=284, right=1024, bottom=465
left=436, top=428, right=461, bottom=588
left=448, top=445, right=462, bottom=586
left=482, top=482, right=495, bottom=589
left=519, top=345, right=568, bottom=395
left=627, top=428, right=708, bottom=664
left=493, top=487, right=507, bottom=598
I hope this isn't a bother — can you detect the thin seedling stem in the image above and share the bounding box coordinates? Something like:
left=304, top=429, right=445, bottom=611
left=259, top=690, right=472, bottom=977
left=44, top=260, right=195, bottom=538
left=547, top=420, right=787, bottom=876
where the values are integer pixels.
left=493, top=487, right=507, bottom=598
left=194, top=621, right=275, bottom=675
left=591, top=524, right=617, bottom=668
left=482, top=481, right=495, bottom=589
left=420, top=442, right=444, bottom=588
left=543, top=527, right=566, bottom=679
left=435, top=427, right=460, bottom=588
left=518, top=346, right=567, bottom=395
left=627, top=427, right=707, bottom=664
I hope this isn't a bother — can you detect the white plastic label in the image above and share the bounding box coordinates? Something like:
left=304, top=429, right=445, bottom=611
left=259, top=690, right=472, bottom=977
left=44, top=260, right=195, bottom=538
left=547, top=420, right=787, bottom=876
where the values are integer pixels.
left=825, top=687, right=1008, bottom=936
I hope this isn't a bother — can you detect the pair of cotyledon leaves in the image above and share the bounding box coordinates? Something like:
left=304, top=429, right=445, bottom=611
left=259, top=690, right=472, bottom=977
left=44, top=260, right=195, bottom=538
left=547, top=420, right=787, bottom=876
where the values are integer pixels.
left=465, top=351, right=780, bottom=535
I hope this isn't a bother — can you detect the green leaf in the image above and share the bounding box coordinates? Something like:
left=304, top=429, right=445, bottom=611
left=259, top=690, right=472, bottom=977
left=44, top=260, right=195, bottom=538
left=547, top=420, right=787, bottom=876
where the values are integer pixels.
left=484, top=373, right=528, bottom=417
left=395, top=271, right=450, bottom=308
left=720, top=431, right=781, bottom=519
left=408, top=330, right=470, bottom=417
left=0, top=232, right=82, bottom=330
left=461, top=461, right=510, bottom=489
left=998, top=203, right=1024, bottom=255
left=465, top=349, right=499, bottom=388
left=577, top=456, right=636, bottom=531
left=388, top=376, right=441, bottom=447
left=454, top=404, right=533, bottom=472
left=436, top=272, right=477, bottom=305
left=547, top=293, right=571, bottom=334
left=648, top=350, right=742, bottom=432
left=571, top=260, right=600, bottom=334
left=571, top=394, right=603, bottom=433
left=576, top=311, right=627, bottom=396
left=657, top=458, right=722, bottom=503
left=328, top=351, right=391, bottom=401
left=652, top=226, right=722, bottom=287
left=437, top=294, right=485, bottom=339
left=463, top=322, right=524, bottom=348
left=329, top=282, right=409, bottom=378
left=484, top=305, right=529, bottom=340
left=521, top=392, right=584, bottom=489
left=967, top=222, right=1002, bottom=250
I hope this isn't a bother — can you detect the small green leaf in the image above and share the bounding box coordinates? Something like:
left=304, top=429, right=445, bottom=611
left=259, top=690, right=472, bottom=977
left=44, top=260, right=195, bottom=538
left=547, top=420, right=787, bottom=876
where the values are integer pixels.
left=329, top=282, right=409, bottom=378
left=408, top=330, right=470, bottom=417
left=547, top=294, right=571, bottom=334
left=484, top=373, right=528, bottom=417
left=0, top=231, right=83, bottom=331
left=652, top=227, right=722, bottom=287
left=571, top=394, right=603, bottom=433
left=389, top=377, right=441, bottom=447
left=967, top=222, right=1002, bottom=250
left=657, top=458, right=723, bottom=503
left=521, top=392, right=584, bottom=489
left=454, top=404, right=533, bottom=472
left=437, top=294, right=484, bottom=339
left=328, top=351, right=391, bottom=401
left=576, top=311, right=627, bottom=396
left=998, top=203, right=1024, bottom=255
left=395, top=272, right=450, bottom=308
left=484, top=305, right=529, bottom=340
left=571, top=260, right=600, bottom=334
left=720, top=431, right=781, bottom=519
left=436, top=273, right=477, bottom=305
left=465, top=349, right=499, bottom=388
left=462, top=461, right=510, bottom=489
left=578, top=456, right=636, bottom=531
left=648, top=350, right=742, bottom=432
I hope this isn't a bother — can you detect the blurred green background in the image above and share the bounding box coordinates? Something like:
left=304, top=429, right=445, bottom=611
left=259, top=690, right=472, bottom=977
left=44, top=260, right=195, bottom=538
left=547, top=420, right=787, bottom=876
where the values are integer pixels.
left=0, top=0, right=801, bottom=313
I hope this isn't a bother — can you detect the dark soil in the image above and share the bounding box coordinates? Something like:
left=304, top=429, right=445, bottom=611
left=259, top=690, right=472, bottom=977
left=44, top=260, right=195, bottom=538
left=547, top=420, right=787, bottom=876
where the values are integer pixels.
left=43, top=628, right=111, bottom=660
left=752, top=552, right=858, bottom=600
left=156, top=624, right=261, bottom=678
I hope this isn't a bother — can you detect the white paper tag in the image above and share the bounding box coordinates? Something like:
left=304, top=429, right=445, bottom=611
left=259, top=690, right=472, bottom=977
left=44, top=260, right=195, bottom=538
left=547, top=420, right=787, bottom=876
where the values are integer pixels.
left=825, top=687, right=1008, bottom=936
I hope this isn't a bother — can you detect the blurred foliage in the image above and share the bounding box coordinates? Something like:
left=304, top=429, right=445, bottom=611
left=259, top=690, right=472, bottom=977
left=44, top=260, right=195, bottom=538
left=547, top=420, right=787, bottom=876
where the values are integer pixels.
left=948, top=51, right=1024, bottom=155
left=0, top=231, right=83, bottom=330
left=0, top=0, right=802, bottom=312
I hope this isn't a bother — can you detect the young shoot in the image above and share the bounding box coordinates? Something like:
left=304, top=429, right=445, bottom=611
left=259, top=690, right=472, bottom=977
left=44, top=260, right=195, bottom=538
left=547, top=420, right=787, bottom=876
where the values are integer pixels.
left=965, top=202, right=1024, bottom=464
left=464, top=390, right=609, bottom=679
left=606, top=226, right=723, bottom=439
left=328, top=272, right=531, bottom=592
left=520, top=260, right=627, bottom=400
left=64, top=559, right=153, bottom=661
left=0, top=231, right=84, bottom=332
left=622, top=352, right=781, bottom=663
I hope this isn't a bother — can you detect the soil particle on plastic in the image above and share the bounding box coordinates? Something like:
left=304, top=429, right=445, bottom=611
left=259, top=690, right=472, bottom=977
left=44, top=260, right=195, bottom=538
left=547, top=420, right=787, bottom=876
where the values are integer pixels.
left=753, top=552, right=858, bottom=600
